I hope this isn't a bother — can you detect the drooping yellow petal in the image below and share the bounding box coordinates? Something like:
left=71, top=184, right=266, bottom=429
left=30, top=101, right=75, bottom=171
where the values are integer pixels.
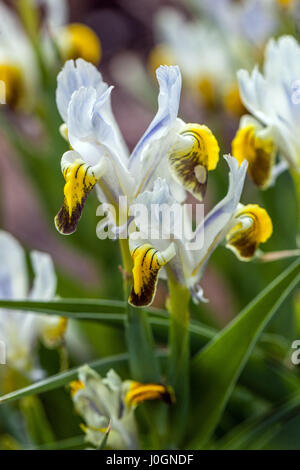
left=0, top=64, right=24, bottom=109
left=223, top=82, right=246, bottom=117
left=226, top=204, right=273, bottom=260
left=125, top=382, right=175, bottom=407
left=129, top=243, right=175, bottom=307
left=197, top=75, right=217, bottom=109
left=55, top=158, right=101, bottom=235
left=41, top=317, right=68, bottom=348
left=232, top=124, right=276, bottom=189
left=148, top=44, right=175, bottom=78
left=70, top=379, right=85, bottom=397
left=59, top=23, right=101, bottom=66
left=168, top=123, right=220, bottom=200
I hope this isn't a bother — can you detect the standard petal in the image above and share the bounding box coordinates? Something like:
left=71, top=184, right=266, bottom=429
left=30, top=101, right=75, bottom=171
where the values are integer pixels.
left=55, top=150, right=107, bottom=235
left=56, top=58, right=108, bottom=122
left=129, top=65, right=182, bottom=168
left=188, top=155, right=248, bottom=279
left=67, top=86, right=133, bottom=197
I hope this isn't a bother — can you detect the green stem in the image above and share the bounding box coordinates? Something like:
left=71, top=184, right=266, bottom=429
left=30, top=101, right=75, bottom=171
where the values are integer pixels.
left=291, top=169, right=300, bottom=240
left=166, top=270, right=190, bottom=446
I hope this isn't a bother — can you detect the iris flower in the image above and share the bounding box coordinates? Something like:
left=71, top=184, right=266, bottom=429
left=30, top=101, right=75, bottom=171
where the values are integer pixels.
left=234, top=36, right=300, bottom=188
left=70, top=365, right=173, bottom=449
left=0, top=0, right=100, bottom=109
left=0, top=231, right=67, bottom=379
left=127, top=158, right=272, bottom=307
left=54, top=59, right=220, bottom=235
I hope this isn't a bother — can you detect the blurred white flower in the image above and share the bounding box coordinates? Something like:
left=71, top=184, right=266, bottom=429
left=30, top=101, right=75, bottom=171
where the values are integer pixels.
left=0, top=1, right=39, bottom=109
left=0, top=0, right=101, bottom=109
left=235, top=36, right=300, bottom=187
left=194, top=0, right=278, bottom=47
left=70, top=365, right=173, bottom=449
left=151, top=7, right=242, bottom=113
left=0, top=231, right=67, bottom=379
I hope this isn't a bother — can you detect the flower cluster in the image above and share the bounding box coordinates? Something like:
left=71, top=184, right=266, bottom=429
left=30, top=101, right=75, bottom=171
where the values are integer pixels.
left=54, top=59, right=272, bottom=307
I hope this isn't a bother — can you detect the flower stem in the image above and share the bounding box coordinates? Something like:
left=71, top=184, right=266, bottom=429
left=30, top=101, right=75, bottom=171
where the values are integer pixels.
left=291, top=169, right=300, bottom=241
left=166, top=270, right=190, bottom=445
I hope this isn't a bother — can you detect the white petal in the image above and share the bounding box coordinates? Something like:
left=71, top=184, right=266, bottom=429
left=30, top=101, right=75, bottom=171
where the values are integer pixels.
left=129, top=65, right=182, bottom=168
left=0, top=231, right=28, bottom=299
left=39, top=0, right=69, bottom=30
left=68, top=86, right=133, bottom=193
left=29, top=251, right=57, bottom=300
left=56, top=58, right=108, bottom=122
left=188, top=155, right=248, bottom=278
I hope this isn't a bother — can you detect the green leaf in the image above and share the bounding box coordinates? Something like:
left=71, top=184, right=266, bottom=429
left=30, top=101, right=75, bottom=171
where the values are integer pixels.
left=0, top=353, right=129, bottom=405
left=1, top=299, right=299, bottom=406
left=189, top=258, right=300, bottom=448
left=217, top=392, right=300, bottom=450
left=0, top=298, right=125, bottom=314
left=0, top=351, right=167, bottom=406
left=19, top=395, right=55, bottom=446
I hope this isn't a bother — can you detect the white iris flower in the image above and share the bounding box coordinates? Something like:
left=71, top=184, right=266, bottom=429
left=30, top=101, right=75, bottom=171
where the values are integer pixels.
left=127, top=156, right=272, bottom=307
left=0, top=231, right=67, bottom=379
left=234, top=36, right=300, bottom=188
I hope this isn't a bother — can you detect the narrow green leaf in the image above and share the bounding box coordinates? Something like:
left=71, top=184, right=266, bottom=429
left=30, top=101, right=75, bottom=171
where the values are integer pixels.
left=1, top=300, right=299, bottom=406
left=189, top=258, right=300, bottom=447
left=0, top=298, right=125, bottom=314
left=217, top=392, right=300, bottom=450
left=0, top=351, right=167, bottom=405
left=0, top=353, right=129, bottom=405
left=19, top=395, right=55, bottom=446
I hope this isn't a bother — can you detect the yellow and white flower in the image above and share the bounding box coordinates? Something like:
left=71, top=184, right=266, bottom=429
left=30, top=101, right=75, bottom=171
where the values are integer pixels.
left=196, top=0, right=279, bottom=48
left=54, top=59, right=220, bottom=235
left=0, top=0, right=101, bottom=110
left=40, top=0, right=101, bottom=65
left=0, top=2, right=39, bottom=109
left=235, top=35, right=300, bottom=186
left=70, top=365, right=174, bottom=449
left=0, top=231, right=67, bottom=379
left=127, top=156, right=273, bottom=307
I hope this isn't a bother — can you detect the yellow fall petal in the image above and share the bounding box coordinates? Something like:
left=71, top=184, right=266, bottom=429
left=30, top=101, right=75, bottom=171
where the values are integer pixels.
left=129, top=243, right=175, bottom=307
left=223, top=82, right=246, bottom=117
left=70, top=379, right=85, bottom=397
left=59, top=23, right=101, bottom=66
left=125, top=381, right=175, bottom=407
left=168, top=123, right=220, bottom=201
left=197, top=75, right=217, bottom=109
left=55, top=159, right=100, bottom=235
left=226, top=204, right=273, bottom=261
left=42, top=317, right=68, bottom=347
left=148, top=44, right=175, bottom=78
left=0, top=63, right=24, bottom=109
left=232, top=123, right=276, bottom=189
